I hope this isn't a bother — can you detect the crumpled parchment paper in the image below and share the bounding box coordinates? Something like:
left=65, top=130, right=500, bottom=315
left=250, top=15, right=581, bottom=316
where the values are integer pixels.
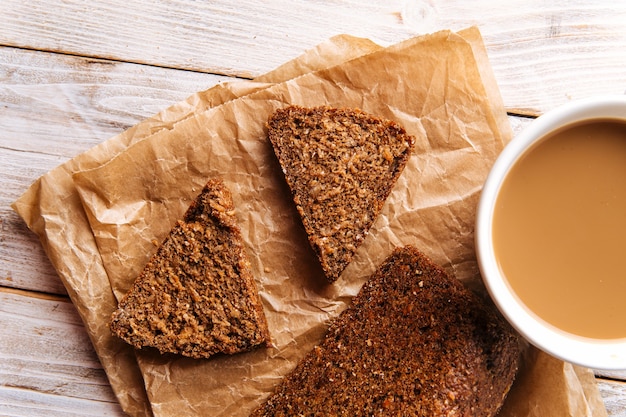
left=13, top=27, right=607, bottom=417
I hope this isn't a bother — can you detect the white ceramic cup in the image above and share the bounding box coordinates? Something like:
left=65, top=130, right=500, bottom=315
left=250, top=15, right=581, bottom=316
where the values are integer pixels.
left=475, top=95, right=626, bottom=371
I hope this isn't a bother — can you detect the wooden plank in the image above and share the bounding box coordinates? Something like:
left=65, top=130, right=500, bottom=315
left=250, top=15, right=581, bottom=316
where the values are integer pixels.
left=597, top=370, right=626, bottom=383
left=434, top=2, right=626, bottom=115
left=1, top=202, right=66, bottom=296
left=0, top=289, right=124, bottom=416
left=597, top=379, right=626, bottom=417
left=0, top=46, right=231, bottom=159
left=0, top=46, right=229, bottom=294
left=0, top=388, right=123, bottom=417
left=2, top=1, right=626, bottom=114
left=1, top=0, right=408, bottom=76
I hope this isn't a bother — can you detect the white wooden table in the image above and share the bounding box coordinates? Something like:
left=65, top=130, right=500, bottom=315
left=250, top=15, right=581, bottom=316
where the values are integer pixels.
left=1, top=1, right=625, bottom=416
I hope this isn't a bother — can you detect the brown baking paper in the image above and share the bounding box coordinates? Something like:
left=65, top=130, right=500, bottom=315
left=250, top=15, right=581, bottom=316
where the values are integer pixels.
left=13, top=27, right=607, bottom=417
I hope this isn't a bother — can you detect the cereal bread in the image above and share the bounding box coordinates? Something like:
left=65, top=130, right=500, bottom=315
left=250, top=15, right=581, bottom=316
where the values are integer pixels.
left=250, top=246, right=520, bottom=416
left=267, top=106, right=415, bottom=283
left=109, top=178, right=270, bottom=359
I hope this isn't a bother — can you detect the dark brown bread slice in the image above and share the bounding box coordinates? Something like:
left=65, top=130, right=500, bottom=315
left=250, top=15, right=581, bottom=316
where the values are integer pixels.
left=250, top=246, right=520, bottom=416
left=267, top=106, right=415, bottom=283
left=110, top=178, right=270, bottom=359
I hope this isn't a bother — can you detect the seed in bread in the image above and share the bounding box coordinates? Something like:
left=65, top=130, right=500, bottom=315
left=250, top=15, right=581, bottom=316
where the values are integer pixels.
left=109, top=178, right=270, bottom=359
left=250, top=246, right=520, bottom=416
left=267, top=105, right=415, bottom=283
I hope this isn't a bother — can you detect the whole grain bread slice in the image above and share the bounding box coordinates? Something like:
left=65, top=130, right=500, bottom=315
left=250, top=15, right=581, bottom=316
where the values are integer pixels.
left=109, top=178, right=270, bottom=359
left=267, top=106, right=415, bottom=283
left=250, top=246, right=520, bottom=416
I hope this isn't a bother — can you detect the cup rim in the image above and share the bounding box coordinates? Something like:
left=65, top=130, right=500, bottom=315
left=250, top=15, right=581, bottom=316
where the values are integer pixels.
left=476, top=95, right=626, bottom=371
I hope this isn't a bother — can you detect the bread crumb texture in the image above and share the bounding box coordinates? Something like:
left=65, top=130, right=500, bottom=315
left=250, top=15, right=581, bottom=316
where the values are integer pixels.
left=251, top=246, right=520, bottom=417
left=110, top=178, right=270, bottom=359
left=267, top=106, right=415, bottom=282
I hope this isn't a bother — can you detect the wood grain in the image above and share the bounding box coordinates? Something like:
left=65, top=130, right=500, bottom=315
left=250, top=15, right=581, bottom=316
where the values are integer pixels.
left=0, top=47, right=230, bottom=160
left=0, top=289, right=123, bottom=416
left=597, top=379, right=626, bottom=417
left=2, top=0, right=626, bottom=115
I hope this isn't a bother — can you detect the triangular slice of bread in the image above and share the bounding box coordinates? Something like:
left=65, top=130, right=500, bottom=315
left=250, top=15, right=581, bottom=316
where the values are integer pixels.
left=267, top=106, right=415, bottom=282
left=251, top=246, right=520, bottom=416
left=110, top=178, right=270, bottom=359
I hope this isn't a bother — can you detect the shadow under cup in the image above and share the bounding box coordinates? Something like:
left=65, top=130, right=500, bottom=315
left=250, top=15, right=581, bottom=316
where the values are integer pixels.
left=476, top=96, right=626, bottom=371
